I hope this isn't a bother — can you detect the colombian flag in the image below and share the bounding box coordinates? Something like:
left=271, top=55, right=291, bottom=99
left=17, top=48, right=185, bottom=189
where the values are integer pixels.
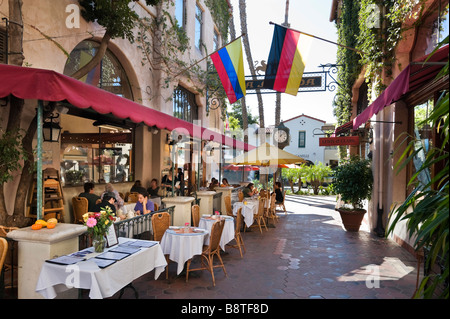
left=264, top=25, right=312, bottom=96
left=211, top=38, right=246, bottom=104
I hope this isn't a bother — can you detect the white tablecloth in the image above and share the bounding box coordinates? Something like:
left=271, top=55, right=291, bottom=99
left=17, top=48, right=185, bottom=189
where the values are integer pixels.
left=232, top=200, right=259, bottom=227
left=160, top=228, right=208, bottom=275
left=198, top=216, right=235, bottom=251
left=36, top=237, right=167, bottom=299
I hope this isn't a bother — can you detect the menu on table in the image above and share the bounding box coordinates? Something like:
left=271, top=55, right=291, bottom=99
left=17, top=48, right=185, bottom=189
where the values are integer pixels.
left=46, top=255, right=85, bottom=265
left=121, top=239, right=158, bottom=248
left=110, top=245, right=141, bottom=255
left=95, top=251, right=130, bottom=261
left=92, top=258, right=117, bottom=269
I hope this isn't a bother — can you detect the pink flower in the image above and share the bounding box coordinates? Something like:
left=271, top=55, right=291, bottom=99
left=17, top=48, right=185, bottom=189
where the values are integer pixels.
left=86, top=217, right=97, bottom=228
left=185, top=222, right=189, bottom=226
left=215, top=211, right=220, bottom=215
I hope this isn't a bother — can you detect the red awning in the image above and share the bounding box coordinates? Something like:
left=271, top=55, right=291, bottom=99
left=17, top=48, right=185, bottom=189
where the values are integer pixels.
left=352, top=45, right=448, bottom=130
left=0, top=64, right=254, bottom=151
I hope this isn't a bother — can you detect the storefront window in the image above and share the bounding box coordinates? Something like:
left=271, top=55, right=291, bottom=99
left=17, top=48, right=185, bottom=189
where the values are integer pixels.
left=60, top=120, right=134, bottom=186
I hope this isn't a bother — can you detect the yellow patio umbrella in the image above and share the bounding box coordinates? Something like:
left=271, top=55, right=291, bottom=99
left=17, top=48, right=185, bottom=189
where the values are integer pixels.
left=229, top=143, right=306, bottom=166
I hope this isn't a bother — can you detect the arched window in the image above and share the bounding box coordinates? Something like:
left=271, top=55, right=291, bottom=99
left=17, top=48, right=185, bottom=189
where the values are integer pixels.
left=64, top=40, right=133, bottom=99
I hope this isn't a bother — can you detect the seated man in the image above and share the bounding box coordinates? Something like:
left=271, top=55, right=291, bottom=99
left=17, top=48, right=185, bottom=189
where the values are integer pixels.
left=94, top=192, right=117, bottom=215
left=134, top=190, right=155, bottom=215
left=78, top=182, right=101, bottom=212
left=147, top=178, right=160, bottom=197
left=242, top=183, right=258, bottom=198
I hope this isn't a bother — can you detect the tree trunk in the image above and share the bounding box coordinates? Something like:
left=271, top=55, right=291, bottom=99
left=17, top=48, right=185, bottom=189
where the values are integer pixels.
left=238, top=0, right=265, bottom=138
left=70, top=32, right=112, bottom=80
left=229, top=4, right=249, bottom=145
left=8, top=0, right=24, bottom=66
left=0, top=0, right=25, bottom=226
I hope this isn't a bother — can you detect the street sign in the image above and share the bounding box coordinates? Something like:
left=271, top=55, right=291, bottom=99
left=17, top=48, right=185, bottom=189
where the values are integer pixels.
left=319, top=136, right=360, bottom=146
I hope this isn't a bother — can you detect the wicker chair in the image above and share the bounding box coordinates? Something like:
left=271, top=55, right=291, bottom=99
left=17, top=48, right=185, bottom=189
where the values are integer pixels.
left=151, top=212, right=170, bottom=242
left=226, top=208, right=246, bottom=258
left=127, top=192, right=139, bottom=203
left=267, top=193, right=278, bottom=224
left=186, top=219, right=227, bottom=286
left=151, top=212, right=171, bottom=279
left=0, top=237, right=8, bottom=297
left=0, top=226, right=18, bottom=290
left=224, top=195, right=234, bottom=218
left=246, top=197, right=267, bottom=233
left=191, top=204, right=200, bottom=227
left=72, top=197, right=88, bottom=224
left=275, top=190, right=287, bottom=214
left=238, top=191, right=244, bottom=202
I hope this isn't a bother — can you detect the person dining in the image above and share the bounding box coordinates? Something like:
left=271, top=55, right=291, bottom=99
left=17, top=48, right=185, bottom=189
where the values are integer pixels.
left=78, top=182, right=101, bottom=212
left=161, top=168, right=175, bottom=193
left=130, top=180, right=146, bottom=194
left=134, top=190, right=155, bottom=215
left=220, top=178, right=230, bottom=187
left=94, top=192, right=117, bottom=215
left=101, top=183, right=124, bottom=211
left=208, top=178, right=219, bottom=191
left=242, top=182, right=258, bottom=198
left=147, top=178, right=160, bottom=197
left=272, top=181, right=284, bottom=204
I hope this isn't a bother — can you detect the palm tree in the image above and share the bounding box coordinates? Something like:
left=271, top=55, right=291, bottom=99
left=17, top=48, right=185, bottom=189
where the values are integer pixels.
left=238, top=0, right=265, bottom=142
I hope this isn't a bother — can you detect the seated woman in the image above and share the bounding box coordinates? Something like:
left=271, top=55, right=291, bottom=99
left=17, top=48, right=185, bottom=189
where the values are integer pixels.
left=272, top=182, right=284, bottom=204
left=220, top=178, right=231, bottom=187
left=134, top=190, right=155, bottom=215
left=242, top=183, right=258, bottom=197
left=101, top=183, right=124, bottom=211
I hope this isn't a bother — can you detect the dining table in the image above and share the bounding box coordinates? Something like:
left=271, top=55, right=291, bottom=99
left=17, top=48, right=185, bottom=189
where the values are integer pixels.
left=159, top=226, right=209, bottom=275
left=232, top=199, right=259, bottom=228
left=198, top=215, right=235, bottom=251
left=35, top=237, right=167, bottom=299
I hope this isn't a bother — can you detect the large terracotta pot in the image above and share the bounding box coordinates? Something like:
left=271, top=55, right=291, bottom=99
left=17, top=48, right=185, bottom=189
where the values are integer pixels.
left=336, top=208, right=366, bottom=232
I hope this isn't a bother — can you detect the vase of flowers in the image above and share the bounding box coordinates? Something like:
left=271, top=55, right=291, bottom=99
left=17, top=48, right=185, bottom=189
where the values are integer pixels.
left=83, top=206, right=115, bottom=253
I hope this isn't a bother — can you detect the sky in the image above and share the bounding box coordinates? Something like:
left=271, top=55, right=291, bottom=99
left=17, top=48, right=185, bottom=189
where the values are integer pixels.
left=228, top=0, right=338, bottom=126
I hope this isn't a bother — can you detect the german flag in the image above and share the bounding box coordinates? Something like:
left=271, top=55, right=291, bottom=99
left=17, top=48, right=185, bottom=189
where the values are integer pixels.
left=264, top=24, right=312, bottom=96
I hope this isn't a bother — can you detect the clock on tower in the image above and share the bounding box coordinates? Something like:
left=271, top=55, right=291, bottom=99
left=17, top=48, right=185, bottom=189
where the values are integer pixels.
left=273, top=122, right=290, bottom=149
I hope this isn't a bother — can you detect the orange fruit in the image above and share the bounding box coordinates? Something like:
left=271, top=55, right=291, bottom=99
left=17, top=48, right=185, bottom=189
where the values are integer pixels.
left=31, top=223, right=42, bottom=230
left=47, top=222, right=56, bottom=229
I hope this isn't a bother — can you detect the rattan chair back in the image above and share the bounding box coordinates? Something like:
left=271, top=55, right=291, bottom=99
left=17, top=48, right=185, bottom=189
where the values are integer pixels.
left=192, top=204, right=200, bottom=227
left=151, top=212, right=170, bottom=242
left=238, top=191, right=244, bottom=202
left=224, top=196, right=233, bottom=217
left=128, top=192, right=139, bottom=203
left=0, top=238, right=8, bottom=277
left=72, top=197, right=88, bottom=224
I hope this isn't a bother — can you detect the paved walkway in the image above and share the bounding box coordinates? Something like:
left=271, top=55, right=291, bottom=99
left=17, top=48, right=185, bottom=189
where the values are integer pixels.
left=112, top=195, right=419, bottom=300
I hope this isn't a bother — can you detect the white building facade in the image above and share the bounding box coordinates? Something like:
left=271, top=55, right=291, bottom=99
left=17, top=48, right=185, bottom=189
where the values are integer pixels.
left=282, top=114, right=326, bottom=165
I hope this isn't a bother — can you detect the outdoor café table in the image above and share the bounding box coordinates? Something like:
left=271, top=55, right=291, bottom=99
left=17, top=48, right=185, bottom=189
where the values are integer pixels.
left=35, top=237, right=167, bottom=299
left=232, top=200, right=259, bottom=228
left=160, top=227, right=209, bottom=275
left=198, top=215, right=235, bottom=251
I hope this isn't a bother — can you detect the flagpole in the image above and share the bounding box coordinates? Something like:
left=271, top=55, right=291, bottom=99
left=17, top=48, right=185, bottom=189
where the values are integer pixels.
left=269, top=21, right=365, bottom=55
left=171, top=33, right=246, bottom=79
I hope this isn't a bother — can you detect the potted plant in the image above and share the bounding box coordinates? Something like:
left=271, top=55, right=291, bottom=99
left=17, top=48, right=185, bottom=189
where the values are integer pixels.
left=333, top=156, right=373, bottom=231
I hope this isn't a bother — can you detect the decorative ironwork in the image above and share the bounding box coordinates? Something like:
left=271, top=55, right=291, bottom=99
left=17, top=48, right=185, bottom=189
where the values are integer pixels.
left=245, top=63, right=341, bottom=94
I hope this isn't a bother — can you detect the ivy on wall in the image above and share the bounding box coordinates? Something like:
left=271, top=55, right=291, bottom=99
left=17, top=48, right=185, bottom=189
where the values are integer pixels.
left=333, top=0, right=422, bottom=127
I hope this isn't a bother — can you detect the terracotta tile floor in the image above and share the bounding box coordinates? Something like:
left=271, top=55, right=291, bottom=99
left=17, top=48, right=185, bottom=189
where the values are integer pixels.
left=110, top=195, right=419, bottom=300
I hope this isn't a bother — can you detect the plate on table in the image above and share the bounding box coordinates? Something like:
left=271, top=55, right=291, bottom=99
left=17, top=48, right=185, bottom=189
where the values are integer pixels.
left=169, top=226, right=181, bottom=230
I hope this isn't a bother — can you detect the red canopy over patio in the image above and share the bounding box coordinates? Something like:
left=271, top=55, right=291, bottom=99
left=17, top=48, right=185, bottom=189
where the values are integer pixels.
left=0, top=64, right=254, bottom=151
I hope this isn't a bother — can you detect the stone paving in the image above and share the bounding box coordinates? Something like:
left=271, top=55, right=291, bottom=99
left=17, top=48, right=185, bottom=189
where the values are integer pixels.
left=112, top=195, right=419, bottom=300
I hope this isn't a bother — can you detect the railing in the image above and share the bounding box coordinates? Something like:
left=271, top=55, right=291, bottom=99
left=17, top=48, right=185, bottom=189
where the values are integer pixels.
left=79, top=206, right=175, bottom=249
left=113, top=206, right=174, bottom=240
